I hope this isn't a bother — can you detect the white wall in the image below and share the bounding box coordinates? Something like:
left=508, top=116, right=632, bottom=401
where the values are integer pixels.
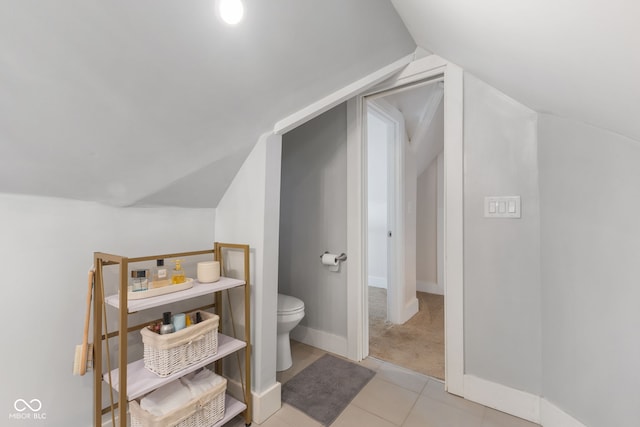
left=463, top=73, right=542, bottom=395
left=0, top=193, right=214, bottom=426
left=403, top=132, right=418, bottom=317
left=539, top=114, right=640, bottom=427
left=415, top=97, right=444, bottom=296
left=436, top=152, right=444, bottom=293
left=214, top=132, right=282, bottom=405
left=279, top=103, right=348, bottom=353
left=416, top=157, right=438, bottom=288
left=367, top=112, right=389, bottom=288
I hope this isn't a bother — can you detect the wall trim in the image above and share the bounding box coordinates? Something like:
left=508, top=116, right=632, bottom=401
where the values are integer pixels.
left=540, top=398, right=586, bottom=427
left=368, top=276, right=387, bottom=288
left=402, top=297, right=419, bottom=323
left=346, top=54, right=465, bottom=397
left=462, top=374, right=587, bottom=427
left=226, top=378, right=281, bottom=425
left=416, top=280, right=443, bottom=295
left=274, top=54, right=414, bottom=135
left=464, top=375, right=540, bottom=423
left=291, top=325, right=348, bottom=357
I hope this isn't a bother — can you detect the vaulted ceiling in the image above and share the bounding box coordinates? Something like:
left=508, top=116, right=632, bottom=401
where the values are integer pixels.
left=391, top=0, right=640, bottom=142
left=3, top=1, right=637, bottom=208
left=0, top=0, right=414, bottom=207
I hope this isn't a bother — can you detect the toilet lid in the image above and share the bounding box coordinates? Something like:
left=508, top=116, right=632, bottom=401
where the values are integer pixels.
left=277, top=294, right=304, bottom=313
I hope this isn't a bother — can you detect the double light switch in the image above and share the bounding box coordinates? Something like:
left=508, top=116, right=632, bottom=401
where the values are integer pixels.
left=484, top=196, right=521, bottom=218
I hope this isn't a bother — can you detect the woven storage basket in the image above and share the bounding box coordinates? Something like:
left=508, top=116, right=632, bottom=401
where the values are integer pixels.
left=130, top=377, right=227, bottom=427
left=141, top=311, right=219, bottom=377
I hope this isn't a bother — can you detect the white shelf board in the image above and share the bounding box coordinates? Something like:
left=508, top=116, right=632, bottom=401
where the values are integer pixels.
left=104, top=333, right=246, bottom=401
left=105, top=277, right=245, bottom=312
left=214, top=395, right=247, bottom=427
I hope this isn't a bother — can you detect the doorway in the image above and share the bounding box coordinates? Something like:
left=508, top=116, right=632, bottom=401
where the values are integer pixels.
left=366, top=100, right=406, bottom=325
left=364, top=79, right=446, bottom=379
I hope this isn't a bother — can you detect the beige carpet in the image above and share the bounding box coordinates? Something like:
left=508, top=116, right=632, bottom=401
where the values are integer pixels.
left=368, top=287, right=444, bottom=380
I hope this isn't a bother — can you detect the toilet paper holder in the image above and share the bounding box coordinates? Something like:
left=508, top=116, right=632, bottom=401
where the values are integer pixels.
left=320, top=251, right=347, bottom=262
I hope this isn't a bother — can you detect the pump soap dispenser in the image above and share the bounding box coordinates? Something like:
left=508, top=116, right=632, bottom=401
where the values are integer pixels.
left=171, top=259, right=186, bottom=284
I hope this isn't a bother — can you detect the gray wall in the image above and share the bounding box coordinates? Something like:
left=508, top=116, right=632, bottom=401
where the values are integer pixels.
left=416, top=158, right=438, bottom=285
left=463, top=74, right=542, bottom=394
left=279, top=103, right=348, bottom=339
left=539, top=114, right=640, bottom=426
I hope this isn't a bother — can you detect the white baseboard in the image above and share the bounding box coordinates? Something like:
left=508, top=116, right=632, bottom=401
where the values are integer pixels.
left=464, top=375, right=540, bottom=424
left=402, top=297, right=419, bottom=323
left=463, top=375, right=587, bottom=427
left=368, top=276, right=387, bottom=288
left=226, top=378, right=282, bottom=425
left=253, top=382, right=282, bottom=424
left=416, top=280, right=443, bottom=295
left=540, top=398, right=586, bottom=427
left=290, top=325, right=348, bottom=357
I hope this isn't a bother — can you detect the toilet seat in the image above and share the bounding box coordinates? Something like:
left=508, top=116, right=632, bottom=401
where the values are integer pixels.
left=277, top=294, right=304, bottom=314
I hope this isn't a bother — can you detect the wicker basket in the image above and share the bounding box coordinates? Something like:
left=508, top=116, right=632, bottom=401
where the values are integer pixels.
left=141, top=311, right=219, bottom=377
left=130, top=378, right=227, bottom=427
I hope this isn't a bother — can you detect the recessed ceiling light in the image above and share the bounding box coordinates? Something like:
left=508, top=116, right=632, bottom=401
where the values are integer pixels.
left=218, top=0, right=244, bottom=25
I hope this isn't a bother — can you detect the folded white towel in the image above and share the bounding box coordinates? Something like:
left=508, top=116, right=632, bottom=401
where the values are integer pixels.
left=140, top=379, right=192, bottom=417
left=180, top=368, right=224, bottom=397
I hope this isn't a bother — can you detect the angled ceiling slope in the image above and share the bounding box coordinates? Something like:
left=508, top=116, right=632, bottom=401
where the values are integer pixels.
left=391, top=0, right=640, bottom=142
left=0, top=0, right=415, bottom=207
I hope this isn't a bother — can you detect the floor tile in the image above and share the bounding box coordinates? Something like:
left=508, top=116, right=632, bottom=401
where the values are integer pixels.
left=351, top=376, right=419, bottom=425
left=260, top=404, right=323, bottom=427
left=375, top=360, right=429, bottom=393
left=482, top=407, right=540, bottom=427
left=403, top=395, right=484, bottom=427
left=331, top=404, right=397, bottom=427
left=421, top=379, right=485, bottom=418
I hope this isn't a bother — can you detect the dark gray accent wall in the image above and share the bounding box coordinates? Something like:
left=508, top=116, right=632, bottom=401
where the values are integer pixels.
left=279, top=103, right=348, bottom=338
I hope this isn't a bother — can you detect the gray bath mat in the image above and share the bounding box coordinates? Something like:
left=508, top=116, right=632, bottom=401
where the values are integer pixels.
left=282, top=354, right=375, bottom=426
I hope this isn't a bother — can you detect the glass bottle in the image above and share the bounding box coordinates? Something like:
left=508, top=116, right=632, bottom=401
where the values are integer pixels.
left=151, top=259, right=170, bottom=288
left=171, top=259, right=186, bottom=284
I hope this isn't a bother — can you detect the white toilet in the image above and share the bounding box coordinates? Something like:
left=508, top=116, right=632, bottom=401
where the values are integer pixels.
left=276, top=293, right=305, bottom=371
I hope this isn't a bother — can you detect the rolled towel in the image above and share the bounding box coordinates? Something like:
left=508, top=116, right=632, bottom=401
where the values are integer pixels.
left=140, top=379, right=192, bottom=417
left=181, top=368, right=224, bottom=397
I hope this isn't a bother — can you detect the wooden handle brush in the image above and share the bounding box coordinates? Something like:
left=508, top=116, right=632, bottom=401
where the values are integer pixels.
left=73, top=269, right=94, bottom=376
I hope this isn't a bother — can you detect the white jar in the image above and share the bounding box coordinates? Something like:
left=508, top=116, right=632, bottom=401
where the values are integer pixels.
left=197, top=261, right=220, bottom=283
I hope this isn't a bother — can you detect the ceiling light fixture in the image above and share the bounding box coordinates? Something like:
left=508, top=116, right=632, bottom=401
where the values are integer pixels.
left=218, top=0, right=244, bottom=25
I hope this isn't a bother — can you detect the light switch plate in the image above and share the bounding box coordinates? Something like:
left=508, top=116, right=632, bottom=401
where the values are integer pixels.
left=484, top=196, right=521, bottom=218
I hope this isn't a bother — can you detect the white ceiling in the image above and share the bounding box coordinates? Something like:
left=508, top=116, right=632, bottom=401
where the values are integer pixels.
left=391, top=0, right=640, bottom=142
left=6, top=1, right=635, bottom=209
left=382, top=83, right=442, bottom=142
left=0, top=0, right=415, bottom=207
left=381, top=83, right=444, bottom=176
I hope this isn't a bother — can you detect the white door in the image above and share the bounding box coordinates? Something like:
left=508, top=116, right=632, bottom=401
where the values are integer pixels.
left=366, top=99, right=406, bottom=325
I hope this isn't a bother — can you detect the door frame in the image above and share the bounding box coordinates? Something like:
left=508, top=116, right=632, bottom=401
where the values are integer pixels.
left=346, top=56, right=464, bottom=395
left=366, top=99, right=407, bottom=325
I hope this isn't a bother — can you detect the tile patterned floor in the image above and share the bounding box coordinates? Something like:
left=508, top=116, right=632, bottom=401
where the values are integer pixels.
left=227, top=341, right=540, bottom=427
